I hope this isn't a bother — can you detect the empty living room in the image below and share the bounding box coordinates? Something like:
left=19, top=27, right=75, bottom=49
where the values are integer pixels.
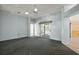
left=1, top=0, right=79, bottom=59
left=0, top=4, right=79, bottom=55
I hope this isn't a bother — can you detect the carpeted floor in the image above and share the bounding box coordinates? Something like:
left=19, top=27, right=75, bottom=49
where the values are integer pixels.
left=0, top=37, right=78, bottom=55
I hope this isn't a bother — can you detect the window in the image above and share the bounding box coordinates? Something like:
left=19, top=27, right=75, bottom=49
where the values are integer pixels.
left=30, top=24, right=34, bottom=36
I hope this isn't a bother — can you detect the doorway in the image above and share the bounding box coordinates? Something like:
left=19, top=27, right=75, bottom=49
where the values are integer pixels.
left=70, top=15, right=79, bottom=38
left=69, top=14, right=79, bottom=52
left=39, top=21, right=52, bottom=38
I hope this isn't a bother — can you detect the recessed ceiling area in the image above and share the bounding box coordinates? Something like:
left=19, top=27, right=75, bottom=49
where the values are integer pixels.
left=0, top=4, right=66, bottom=19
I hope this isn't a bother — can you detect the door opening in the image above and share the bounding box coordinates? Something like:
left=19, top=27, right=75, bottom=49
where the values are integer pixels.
left=39, top=21, right=52, bottom=38
left=69, top=14, right=79, bottom=52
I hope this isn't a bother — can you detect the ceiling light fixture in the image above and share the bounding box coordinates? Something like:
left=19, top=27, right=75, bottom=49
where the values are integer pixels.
left=34, top=8, right=38, bottom=12
left=25, top=12, right=29, bottom=14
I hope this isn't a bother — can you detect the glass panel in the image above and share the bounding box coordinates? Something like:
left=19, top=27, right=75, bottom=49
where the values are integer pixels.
left=40, top=24, right=45, bottom=35
left=30, top=24, right=34, bottom=36
left=40, top=22, right=52, bottom=36
left=45, top=23, right=49, bottom=35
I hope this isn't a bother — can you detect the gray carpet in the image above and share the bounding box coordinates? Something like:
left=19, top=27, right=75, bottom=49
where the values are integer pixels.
left=0, top=37, right=78, bottom=55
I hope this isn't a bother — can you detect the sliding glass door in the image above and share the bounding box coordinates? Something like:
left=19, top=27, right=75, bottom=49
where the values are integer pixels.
left=40, top=21, right=52, bottom=38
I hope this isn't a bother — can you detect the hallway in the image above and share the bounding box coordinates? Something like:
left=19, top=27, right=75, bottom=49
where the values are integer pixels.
left=0, top=37, right=77, bottom=55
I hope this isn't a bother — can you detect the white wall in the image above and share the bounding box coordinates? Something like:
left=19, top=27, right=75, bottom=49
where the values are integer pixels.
left=0, top=10, right=30, bottom=41
left=50, top=12, right=61, bottom=41
left=62, top=17, right=71, bottom=45
left=26, top=16, right=30, bottom=37
left=35, top=12, right=61, bottom=41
